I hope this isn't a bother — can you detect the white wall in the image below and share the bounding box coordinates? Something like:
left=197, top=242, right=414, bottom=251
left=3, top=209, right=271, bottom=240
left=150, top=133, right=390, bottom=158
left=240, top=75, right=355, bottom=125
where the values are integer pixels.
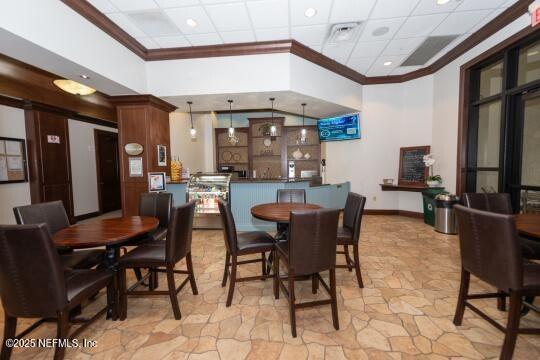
left=0, top=104, right=30, bottom=224
left=169, top=112, right=214, bottom=175
left=68, top=120, right=117, bottom=216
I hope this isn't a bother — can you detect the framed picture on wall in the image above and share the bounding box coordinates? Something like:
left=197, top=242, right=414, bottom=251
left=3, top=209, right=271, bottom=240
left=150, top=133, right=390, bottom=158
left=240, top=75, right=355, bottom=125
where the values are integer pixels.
left=0, top=137, right=28, bottom=184
left=148, top=172, right=166, bottom=192
left=157, top=145, right=167, bottom=166
left=129, top=157, right=143, bottom=177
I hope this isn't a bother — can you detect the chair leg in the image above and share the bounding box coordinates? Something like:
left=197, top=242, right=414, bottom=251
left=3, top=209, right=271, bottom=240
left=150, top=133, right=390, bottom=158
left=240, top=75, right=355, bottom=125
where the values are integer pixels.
left=497, top=290, right=506, bottom=311
left=153, top=268, right=159, bottom=289
left=453, top=268, right=470, bottom=326
left=222, top=252, right=230, bottom=287
left=500, top=291, right=522, bottom=360
left=148, top=268, right=156, bottom=291
left=226, top=256, right=237, bottom=307
left=118, top=268, right=127, bottom=320
left=273, top=251, right=279, bottom=300
left=330, top=268, right=340, bottom=331
left=186, top=252, right=198, bottom=295
left=344, top=245, right=353, bottom=272
left=352, top=244, right=364, bottom=288
left=106, top=277, right=117, bottom=321
left=261, top=252, right=267, bottom=277
left=166, top=265, right=182, bottom=320
left=288, top=270, right=297, bottom=337
left=54, top=311, right=69, bottom=360
left=311, top=273, right=318, bottom=294
left=1, top=315, right=17, bottom=360
left=133, top=268, right=143, bottom=282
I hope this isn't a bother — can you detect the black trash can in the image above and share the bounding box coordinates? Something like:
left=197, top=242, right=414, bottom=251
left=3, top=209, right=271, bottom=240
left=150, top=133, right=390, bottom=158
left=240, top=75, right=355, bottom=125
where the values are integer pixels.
left=422, top=188, right=445, bottom=226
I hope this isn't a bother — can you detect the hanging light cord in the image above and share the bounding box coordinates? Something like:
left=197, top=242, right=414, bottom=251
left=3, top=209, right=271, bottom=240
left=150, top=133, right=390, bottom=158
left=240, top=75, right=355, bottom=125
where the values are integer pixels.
left=229, top=100, right=233, bottom=128
left=302, top=103, right=305, bottom=127
left=188, top=101, right=194, bottom=129
left=270, top=98, right=275, bottom=124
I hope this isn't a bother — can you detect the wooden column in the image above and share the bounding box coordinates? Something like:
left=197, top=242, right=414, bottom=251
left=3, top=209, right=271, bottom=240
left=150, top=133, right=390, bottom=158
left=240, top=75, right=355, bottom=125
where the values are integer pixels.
left=111, top=95, right=176, bottom=216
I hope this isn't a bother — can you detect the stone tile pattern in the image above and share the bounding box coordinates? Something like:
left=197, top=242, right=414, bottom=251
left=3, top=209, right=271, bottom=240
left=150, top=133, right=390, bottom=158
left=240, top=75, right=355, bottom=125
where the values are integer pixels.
left=3, top=216, right=540, bottom=359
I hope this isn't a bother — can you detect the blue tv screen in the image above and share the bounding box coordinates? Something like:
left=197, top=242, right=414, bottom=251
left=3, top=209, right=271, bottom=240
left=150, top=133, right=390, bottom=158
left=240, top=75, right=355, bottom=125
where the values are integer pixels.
left=317, top=113, right=360, bottom=142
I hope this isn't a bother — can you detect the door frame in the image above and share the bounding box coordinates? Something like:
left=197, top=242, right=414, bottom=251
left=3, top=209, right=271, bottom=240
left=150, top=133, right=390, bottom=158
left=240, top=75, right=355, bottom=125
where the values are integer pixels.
left=94, top=129, right=120, bottom=214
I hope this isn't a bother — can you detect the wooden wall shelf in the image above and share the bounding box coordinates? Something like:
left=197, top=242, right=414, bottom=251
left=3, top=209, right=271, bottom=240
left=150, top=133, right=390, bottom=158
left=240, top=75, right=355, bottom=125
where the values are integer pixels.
left=380, top=184, right=444, bottom=192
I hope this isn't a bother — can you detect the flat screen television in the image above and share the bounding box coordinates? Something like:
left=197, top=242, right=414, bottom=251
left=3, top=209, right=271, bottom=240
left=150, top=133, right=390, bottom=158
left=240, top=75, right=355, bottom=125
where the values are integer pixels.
left=317, top=113, right=360, bottom=142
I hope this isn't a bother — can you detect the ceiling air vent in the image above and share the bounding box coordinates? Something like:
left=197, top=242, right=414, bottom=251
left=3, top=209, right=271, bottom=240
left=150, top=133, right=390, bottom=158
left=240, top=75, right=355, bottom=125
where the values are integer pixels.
left=127, top=11, right=178, bottom=37
left=327, top=22, right=362, bottom=44
left=401, top=35, right=459, bottom=66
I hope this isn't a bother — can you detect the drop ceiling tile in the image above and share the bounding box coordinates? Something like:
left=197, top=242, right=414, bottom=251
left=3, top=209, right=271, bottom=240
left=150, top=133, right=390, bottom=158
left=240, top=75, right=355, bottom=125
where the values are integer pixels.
left=107, top=13, right=148, bottom=38
left=255, top=27, right=290, bottom=41
left=466, top=8, right=503, bottom=34
left=456, top=0, right=508, bottom=11
left=291, top=25, right=328, bottom=46
left=290, top=0, right=332, bottom=26
left=165, top=6, right=215, bottom=34
left=367, top=55, right=407, bottom=76
left=351, top=41, right=388, bottom=58
left=322, top=43, right=355, bottom=61
left=382, top=37, right=424, bottom=56
left=425, top=34, right=466, bottom=65
left=329, top=0, right=376, bottom=23
left=412, top=0, right=460, bottom=15
left=128, top=11, right=180, bottom=37
left=109, top=0, right=158, bottom=12
left=205, top=3, right=252, bottom=32
left=136, top=37, right=161, bottom=49
left=307, top=44, right=322, bottom=52
left=394, top=14, right=447, bottom=39
left=87, top=0, right=118, bottom=13
left=390, top=65, right=421, bottom=75
left=185, top=32, right=223, bottom=45
left=347, top=57, right=377, bottom=73
left=155, top=0, right=200, bottom=8
left=200, top=0, right=236, bottom=3
left=433, top=9, right=491, bottom=36
left=153, top=34, right=191, bottom=47
left=247, top=0, right=289, bottom=29
left=370, top=0, right=420, bottom=20
left=221, top=30, right=256, bottom=43
left=358, top=18, right=405, bottom=41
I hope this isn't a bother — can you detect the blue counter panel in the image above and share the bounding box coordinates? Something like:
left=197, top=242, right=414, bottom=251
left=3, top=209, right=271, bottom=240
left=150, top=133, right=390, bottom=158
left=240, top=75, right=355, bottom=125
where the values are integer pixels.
left=168, top=183, right=187, bottom=206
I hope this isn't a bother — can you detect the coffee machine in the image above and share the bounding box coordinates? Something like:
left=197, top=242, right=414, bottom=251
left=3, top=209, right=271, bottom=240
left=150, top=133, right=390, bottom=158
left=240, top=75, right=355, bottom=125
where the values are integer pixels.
left=288, top=160, right=295, bottom=179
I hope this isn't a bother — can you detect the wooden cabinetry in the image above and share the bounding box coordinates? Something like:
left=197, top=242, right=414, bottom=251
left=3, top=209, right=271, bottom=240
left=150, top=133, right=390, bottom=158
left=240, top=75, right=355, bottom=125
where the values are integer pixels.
left=215, top=127, right=249, bottom=173
left=24, top=105, right=74, bottom=218
left=285, top=126, right=320, bottom=177
left=249, top=117, right=286, bottom=178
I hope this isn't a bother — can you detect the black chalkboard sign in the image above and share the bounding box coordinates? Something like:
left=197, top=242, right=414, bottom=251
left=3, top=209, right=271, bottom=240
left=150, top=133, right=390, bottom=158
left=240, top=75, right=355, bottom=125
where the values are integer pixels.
left=398, top=146, right=430, bottom=186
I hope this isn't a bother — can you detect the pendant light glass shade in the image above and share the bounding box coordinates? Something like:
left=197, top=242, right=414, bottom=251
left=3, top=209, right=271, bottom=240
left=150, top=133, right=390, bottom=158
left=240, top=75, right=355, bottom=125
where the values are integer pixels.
left=188, top=101, right=197, bottom=139
left=53, top=79, right=96, bottom=95
left=269, top=97, right=277, bottom=137
left=300, top=103, right=307, bottom=144
left=228, top=100, right=235, bottom=138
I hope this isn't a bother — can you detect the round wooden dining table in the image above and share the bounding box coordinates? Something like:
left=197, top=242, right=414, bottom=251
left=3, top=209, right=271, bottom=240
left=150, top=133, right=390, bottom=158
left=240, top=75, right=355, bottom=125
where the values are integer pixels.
left=251, top=203, right=322, bottom=223
left=516, top=213, right=540, bottom=239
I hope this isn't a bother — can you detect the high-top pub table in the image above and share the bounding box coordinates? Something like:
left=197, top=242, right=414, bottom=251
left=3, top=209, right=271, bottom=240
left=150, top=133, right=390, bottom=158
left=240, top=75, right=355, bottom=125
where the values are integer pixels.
left=53, top=216, right=159, bottom=318
left=251, top=203, right=322, bottom=223
left=516, top=213, right=540, bottom=239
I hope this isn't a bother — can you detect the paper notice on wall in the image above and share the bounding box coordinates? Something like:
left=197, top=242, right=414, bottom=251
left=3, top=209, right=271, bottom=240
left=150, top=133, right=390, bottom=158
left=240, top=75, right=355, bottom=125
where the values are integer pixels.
left=5, top=141, right=21, bottom=155
left=7, top=156, right=22, bottom=170
left=0, top=156, right=8, bottom=181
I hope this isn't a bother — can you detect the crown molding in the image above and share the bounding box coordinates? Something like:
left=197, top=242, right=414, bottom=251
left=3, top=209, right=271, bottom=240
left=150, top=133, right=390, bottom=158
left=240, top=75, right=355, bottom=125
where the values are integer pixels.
left=61, top=0, right=533, bottom=85
left=109, top=95, right=177, bottom=113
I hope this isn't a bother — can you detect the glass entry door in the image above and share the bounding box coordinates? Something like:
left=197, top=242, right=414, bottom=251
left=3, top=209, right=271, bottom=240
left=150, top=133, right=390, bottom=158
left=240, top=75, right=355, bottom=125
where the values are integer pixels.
left=510, top=90, right=540, bottom=213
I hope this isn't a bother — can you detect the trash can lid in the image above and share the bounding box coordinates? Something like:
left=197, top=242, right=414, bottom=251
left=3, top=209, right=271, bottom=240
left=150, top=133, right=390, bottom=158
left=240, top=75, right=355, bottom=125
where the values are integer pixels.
left=435, top=194, right=459, bottom=201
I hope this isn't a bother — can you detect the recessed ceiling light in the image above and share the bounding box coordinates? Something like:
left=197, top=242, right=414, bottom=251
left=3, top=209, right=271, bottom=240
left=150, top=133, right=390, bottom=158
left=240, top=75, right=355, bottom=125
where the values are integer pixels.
left=80, top=74, right=90, bottom=79
left=372, top=26, right=389, bottom=37
left=436, top=0, right=450, bottom=5
left=304, top=7, right=317, bottom=18
left=383, top=61, right=393, bottom=66
left=186, top=18, right=198, bottom=27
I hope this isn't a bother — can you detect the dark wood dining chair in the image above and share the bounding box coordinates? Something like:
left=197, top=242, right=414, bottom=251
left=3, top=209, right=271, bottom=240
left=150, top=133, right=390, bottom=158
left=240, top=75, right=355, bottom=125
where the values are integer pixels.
left=117, top=201, right=198, bottom=320
left=276, top=189, right=306, bottom=237
left=274, top=208, right=340, bottom=337
left=0, top=224, right=115, bottom=360
left=453, top=205, right=540, bottom=360
left=218, top=199, right=275, bottom=307
left=336, top=192, right=366, bottom=288
left=13, top=201, right=105, bottom=270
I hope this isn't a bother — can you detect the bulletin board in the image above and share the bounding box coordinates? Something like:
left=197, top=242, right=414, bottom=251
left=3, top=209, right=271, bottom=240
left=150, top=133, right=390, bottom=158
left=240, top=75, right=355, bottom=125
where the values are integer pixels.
left=0, top=137, right=28, bottom=184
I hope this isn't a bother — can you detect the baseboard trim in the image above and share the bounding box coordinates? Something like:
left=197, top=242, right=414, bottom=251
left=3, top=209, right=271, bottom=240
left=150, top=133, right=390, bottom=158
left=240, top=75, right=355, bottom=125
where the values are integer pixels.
left=74, top=211, right=101, bottom=222
left=364, top=209, right=423, bottom=219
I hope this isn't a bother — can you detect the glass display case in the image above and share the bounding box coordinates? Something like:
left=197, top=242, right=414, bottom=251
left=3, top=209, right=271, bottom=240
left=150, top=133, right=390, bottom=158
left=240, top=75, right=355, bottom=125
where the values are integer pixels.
left=187, top=173, right=231, bottom=228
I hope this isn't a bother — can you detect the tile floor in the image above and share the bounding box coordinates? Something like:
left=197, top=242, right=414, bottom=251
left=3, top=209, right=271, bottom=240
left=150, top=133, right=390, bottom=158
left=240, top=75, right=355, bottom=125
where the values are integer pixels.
left=3, top=215, right=540, bottom=359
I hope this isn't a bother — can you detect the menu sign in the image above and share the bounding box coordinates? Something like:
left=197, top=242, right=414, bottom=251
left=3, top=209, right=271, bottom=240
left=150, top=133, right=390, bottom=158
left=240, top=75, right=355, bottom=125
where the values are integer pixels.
left=0, top=137, right=28, bottom=184
left=398, top=146, right=430, bottom=186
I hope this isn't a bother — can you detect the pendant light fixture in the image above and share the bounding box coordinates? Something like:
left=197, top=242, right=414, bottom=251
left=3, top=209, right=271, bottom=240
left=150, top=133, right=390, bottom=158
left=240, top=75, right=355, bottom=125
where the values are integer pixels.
left=188, top=101, right=196, bottom=139
left=300, top=103, right=307, bottom=144
left=228, top=99, right=235, bottom=138
left=269, top=97, right=277, bottom=137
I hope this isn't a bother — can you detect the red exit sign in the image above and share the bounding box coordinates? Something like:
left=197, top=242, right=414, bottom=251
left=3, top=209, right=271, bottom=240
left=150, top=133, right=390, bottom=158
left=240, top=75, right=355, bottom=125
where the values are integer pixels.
left=530, top=1, right=540, bottom=27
